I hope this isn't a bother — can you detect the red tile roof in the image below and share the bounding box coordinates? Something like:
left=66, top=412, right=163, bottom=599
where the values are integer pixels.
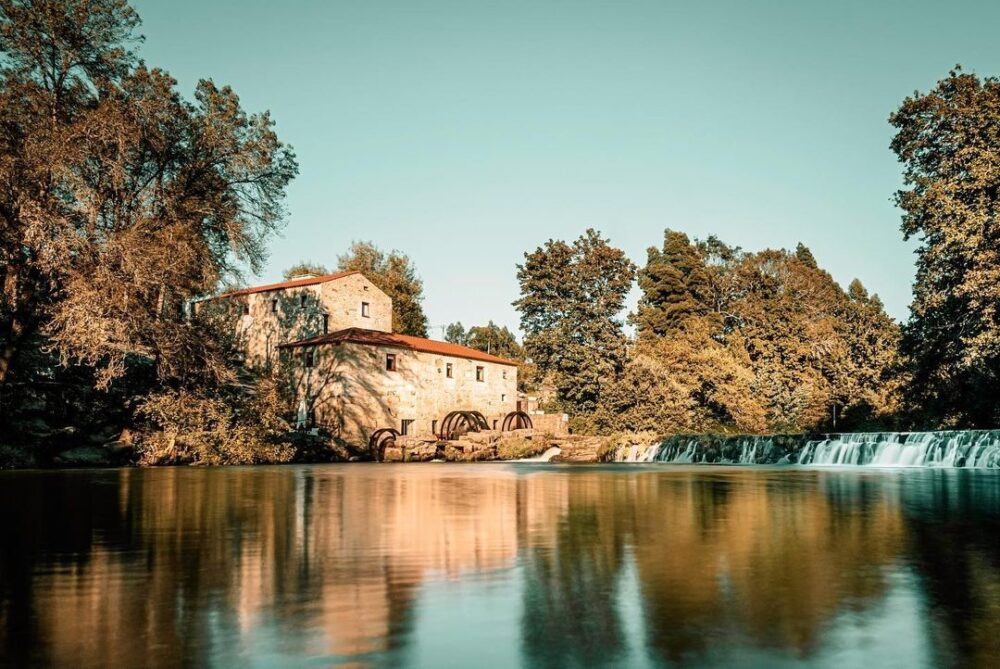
left=278, top=328, right=520, bottom=367
left=207, top=271, right=360, bottom=300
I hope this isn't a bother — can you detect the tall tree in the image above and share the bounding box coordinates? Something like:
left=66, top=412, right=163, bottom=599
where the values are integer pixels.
left=632, top=230, right=713, bottom=339
left=0, top=0, right=297, bottom=389
left=337, top=241, right=428, bottom=337
left=444, top=322, right=467, bottom=345
left=514, top=229, right=635, bottom=415
left=890, top=67, right=1000, bottom=427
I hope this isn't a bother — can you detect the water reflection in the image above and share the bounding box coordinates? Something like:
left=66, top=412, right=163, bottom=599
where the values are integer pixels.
left=1, top=465, right=999, bottom=667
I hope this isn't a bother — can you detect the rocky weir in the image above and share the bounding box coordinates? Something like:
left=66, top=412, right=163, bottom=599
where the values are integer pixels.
left=612, top=431, right=1000, bottom=468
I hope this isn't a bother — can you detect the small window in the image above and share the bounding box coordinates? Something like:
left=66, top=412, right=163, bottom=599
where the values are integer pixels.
left=493, top=420, right=498, bottom=430
left=432, top=419, right=438, bottom=435
left=476, top=366, right=485, bottom=382
left=446, top=363, right=453, bottom=378
left=242, top=303, right=250, bottom=315
left=323, top=314, right=330, bottom=334
left=361, top=302, right=370, bottom=317
left=502, top=394, right=507, bottom=402
left=386, top=353, right=397, bottom=371
left=300, top=294, right=307, bottom=309
left=401, top=419, right=414, bottom=436
left=271, top=298, right=278, bottom=313
left=305, top=349, right=315, bottom=368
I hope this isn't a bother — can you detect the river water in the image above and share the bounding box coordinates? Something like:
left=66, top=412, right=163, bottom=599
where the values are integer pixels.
left=1, top=464, right=998, bottom=668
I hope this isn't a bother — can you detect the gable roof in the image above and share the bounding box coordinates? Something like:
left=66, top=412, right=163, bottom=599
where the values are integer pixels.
left=209, top=270, right=361, bottom=300
left=278, top=327, right=520, bottom=367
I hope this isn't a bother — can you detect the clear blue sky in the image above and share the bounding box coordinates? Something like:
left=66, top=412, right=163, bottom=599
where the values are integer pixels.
left=133, top=0, right=1000, bottom=334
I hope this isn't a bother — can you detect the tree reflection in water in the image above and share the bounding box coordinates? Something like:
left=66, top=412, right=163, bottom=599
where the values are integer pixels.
left=0, top=466, right=998, bottom=667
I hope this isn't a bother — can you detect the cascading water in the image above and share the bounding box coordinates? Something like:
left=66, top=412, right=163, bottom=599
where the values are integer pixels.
left=616, top=431, right=1000, bottom=468
left=799, top=431, right=1000, bottom=468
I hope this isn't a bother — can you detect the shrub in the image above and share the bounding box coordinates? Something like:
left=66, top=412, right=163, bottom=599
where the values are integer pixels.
left=497, top=436, right=547, bottom=460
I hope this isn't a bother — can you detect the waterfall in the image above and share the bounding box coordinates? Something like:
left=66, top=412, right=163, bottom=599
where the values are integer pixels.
left=799, top=431, right=1000, bottom=468
left=615, top=431, right=1000, bottom=468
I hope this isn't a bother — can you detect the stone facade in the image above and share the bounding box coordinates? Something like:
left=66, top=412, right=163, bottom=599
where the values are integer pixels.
left=197, top=271, right=392, bottom=367
left=201, top=270, right=519, bottom=447
left=285, top=339, right=518, bottom=444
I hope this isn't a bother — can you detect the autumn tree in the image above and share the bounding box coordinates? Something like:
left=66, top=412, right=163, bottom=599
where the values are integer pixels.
left=608, top=230, right=901, bottom=435
left=514, top=229, right=635, bottom=415
left=890, top=67, right=1000, bottom=427
left=632, top=230, right=713, bottom=339
left=0, top=0, right=298, bottom=452
left=337, top=241, right=428, bottom=337
left=283, top=261, right=329, bottom=279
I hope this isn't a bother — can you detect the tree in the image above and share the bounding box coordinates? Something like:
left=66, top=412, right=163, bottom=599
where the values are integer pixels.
left=889, top=67, right=1000, bottom=427
left=444, top=322, right=467, bottom=345
left=514, top=229, right=635, bottom=415
left=0, top=0, right=297, bottom=391
left=465, top=321, right=522, bottom=359
left=283, top=261, right=329, bottom=279
left=624, top=231, right=901, bottom=434
left=632, top=230, right=712, bottom=339
left=337, top=241, right=428, bottom=337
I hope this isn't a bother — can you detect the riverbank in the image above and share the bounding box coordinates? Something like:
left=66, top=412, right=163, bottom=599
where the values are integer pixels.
left=0, top=428, right=662, bottom=469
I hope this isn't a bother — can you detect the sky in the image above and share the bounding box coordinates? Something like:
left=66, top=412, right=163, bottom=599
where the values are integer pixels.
left=132, top=0, right=1000, bottom=335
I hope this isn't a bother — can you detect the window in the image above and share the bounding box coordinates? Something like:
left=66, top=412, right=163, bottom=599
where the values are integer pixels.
left=300, top=294, right=307, bottom=309
left=271, top=298, right=278, bottom=313
left=446, top=363, right=453, bottom=378
left=502, top=394, right=507, bottom=402
left=493, top=420, right=498, bottom=430
left=323, top=314, right=330, bottom=334
left=305, top=349, right=315, bottom=368
left=476, top=366, right=485, bottom=382
left=432, top=419, right=438, bottom=435
left=401, top=419, right=414, bottom=436
left=242, top=303, right=250, bottom=315
left=361, top=302, right=370, bottom=317
left=386, top=353, right=397, bottom=372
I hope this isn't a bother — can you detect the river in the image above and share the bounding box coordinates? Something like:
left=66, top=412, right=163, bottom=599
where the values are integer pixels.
left=1, top=464, right=998, bottom=667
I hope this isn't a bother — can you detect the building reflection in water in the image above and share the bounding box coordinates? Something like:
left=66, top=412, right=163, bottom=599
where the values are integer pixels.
left=1, top=466, right=998, bottom=667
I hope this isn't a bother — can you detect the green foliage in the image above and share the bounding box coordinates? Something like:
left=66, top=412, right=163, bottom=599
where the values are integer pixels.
left=514, top=229, right=636, bottom=415
left=337, top=241, right=429, bottom=337
left=444, top=322, right=467, bottom=344
left=890, top=67, right=1000, bottom=428
left=465, top=321, right=522, bottom=359
left=632, top=230, right=713, bottom=339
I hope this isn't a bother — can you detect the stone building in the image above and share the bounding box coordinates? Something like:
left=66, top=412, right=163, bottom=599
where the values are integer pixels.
left=198, top=270, right=518, bottom=445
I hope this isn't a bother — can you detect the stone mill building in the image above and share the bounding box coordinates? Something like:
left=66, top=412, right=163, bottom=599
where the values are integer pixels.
left=197, top=270, right=520, bottom=446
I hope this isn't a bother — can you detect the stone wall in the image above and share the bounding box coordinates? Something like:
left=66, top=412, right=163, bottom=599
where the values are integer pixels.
left=209, top=274, right=393, bottom=367
left=289, top=340, right=518, bottom=446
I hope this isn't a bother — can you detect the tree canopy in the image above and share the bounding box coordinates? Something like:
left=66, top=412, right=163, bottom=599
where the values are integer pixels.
left=337, top=241, right=428, bottom=337
left=593, top=234, right=902, bottom=434
left=890, top=67, right=1000, bottom=428
left=514, top=229, right=635, bottom=415
left=0, top=0, right=297, bottom=390
left=283, top=261, right=329, bottom=279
